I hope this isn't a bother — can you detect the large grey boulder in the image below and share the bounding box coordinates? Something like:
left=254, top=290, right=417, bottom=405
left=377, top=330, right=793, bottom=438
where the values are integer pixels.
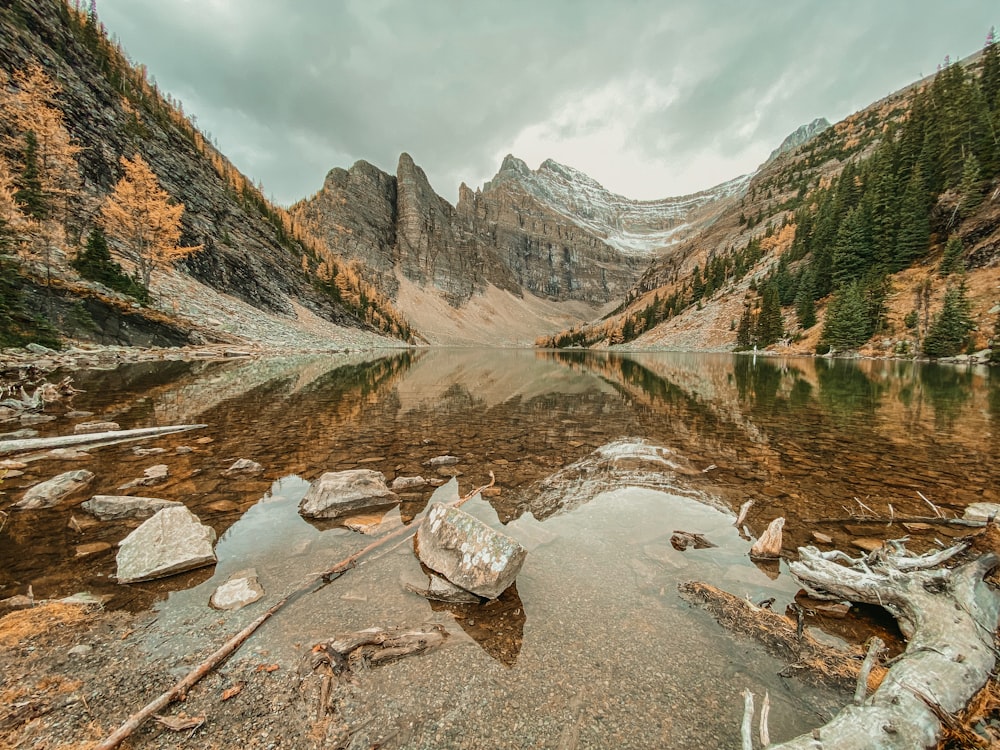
left=416, top=503, right=527, bottom=599
left=116, top=506, right=217, bottom=583
left=14, top=470, right=95, bottom=509
left=298, top=469, right=397, bottom=519
left=82, top=495, right=183, bottom=520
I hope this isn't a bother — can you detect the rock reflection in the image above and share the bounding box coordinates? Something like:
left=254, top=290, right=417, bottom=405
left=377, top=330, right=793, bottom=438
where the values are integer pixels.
left=429, top=583, right=525, bottom=667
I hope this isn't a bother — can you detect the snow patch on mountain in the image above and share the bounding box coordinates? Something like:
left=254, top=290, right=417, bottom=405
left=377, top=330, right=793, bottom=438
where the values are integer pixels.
left=484, top=155, right=750, bottom=256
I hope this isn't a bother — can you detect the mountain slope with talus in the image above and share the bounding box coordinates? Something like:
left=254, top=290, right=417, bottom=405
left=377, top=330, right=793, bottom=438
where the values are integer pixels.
left=541, top=46, right=1000, bottom=357
left=0, top=0, right=411, bottom=350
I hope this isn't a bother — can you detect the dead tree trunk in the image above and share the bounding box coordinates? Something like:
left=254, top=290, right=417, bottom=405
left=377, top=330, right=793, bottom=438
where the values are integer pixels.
left=767, top=543, right=1000, bottom=749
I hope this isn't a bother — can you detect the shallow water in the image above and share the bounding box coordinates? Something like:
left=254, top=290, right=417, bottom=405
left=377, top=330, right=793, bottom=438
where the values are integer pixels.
left=2, top=348, right=998, bottom=746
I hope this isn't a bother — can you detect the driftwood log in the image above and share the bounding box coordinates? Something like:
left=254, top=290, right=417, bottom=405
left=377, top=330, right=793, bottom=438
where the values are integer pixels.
left=727, top=537, right=1000, bottom=749
left=678, top=581, right=885, bottom=692
left=0, top=424, right=206, bottom=456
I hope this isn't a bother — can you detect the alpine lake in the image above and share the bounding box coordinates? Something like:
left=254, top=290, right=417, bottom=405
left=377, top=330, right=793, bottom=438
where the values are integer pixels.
left=2, top=348, right=998, bottom=748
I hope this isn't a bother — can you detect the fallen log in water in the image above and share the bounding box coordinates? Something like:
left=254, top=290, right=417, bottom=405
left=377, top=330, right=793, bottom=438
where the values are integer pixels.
left=721, top=531, right=1000, bottom=749
left=0, top=424, right=207, bottom=456
left=678, top=581, right=885, bottom=692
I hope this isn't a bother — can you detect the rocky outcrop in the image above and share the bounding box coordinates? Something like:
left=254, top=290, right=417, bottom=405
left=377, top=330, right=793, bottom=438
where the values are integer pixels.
left=82, top=494, right=183, bottom=520
left=292, top=152, right=655, bottom=309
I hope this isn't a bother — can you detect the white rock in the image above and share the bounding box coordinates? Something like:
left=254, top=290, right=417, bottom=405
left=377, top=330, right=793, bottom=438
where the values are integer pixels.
left=209, top=568, right=264, bottom=610
left=425, top=455, right=460, bottom=467
left=116, top=506, right=216, bottom=583
left=416, top=502, right=527, bottom=599
left=964, top=503, right=1000, bottom=523
left=14, top=470, right=95, bottom=509
left=222, top=458, right=264, bottom=476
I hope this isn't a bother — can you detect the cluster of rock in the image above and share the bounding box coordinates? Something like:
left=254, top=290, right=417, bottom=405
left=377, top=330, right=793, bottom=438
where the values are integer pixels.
left=297, top=468, right=526, bottom=600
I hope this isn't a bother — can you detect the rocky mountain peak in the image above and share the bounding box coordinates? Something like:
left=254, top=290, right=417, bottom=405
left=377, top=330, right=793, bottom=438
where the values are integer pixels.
left=766, top=117, right=831, bottom=163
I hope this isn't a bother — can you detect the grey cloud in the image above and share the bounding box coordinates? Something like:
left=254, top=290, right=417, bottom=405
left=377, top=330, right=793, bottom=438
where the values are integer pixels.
left=99, top=0, right=996, bottom=204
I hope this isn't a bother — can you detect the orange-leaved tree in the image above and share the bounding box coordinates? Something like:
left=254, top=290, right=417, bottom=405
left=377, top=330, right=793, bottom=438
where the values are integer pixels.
left=99, top=153, right=201, bottom=289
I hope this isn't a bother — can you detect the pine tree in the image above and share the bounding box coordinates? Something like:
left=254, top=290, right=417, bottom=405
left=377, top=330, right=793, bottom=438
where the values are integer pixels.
left=794, top=268, right=817, bottom=329
left=755, top=284, right=783, bottom=346
left=893, top=168, right=930, bottom=270
left=735, top=303, right=753, bottom=350
left=983, top=31, right=1000, bottom=108
left=832, top=200, right=873, bottom=286
left=959, top=153, right=983, bottom=217
left=923, top=284, right=973, bottom=357
left=939, top=234, right=965, bottom=276
left=821, top=282, right=870, bottom=350
left=100, top=153, right=201, bottom=288
left=14, top=132, right=46, bottom=220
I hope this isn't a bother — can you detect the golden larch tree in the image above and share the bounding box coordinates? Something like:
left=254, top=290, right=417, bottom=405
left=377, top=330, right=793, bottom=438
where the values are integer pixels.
left=100, top=153, right=201, bottom=288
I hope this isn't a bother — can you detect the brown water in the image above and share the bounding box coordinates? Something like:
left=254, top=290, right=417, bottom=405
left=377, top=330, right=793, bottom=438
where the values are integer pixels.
left=1, top=348, right=997, bottom=747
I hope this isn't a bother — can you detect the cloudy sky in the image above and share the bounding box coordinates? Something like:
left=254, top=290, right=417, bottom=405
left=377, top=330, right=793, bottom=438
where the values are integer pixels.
left=97, top=1, right=995, bottom=206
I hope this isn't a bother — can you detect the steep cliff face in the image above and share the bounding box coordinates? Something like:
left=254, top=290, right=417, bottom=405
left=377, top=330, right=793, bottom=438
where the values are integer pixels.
left=293, top=150, right=748, bottom=315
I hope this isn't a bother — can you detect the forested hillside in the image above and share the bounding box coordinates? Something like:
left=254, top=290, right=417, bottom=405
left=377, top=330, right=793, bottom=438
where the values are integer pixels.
left=0, top=0, right=413, bottom=348
left=539, top=37, right=1000, bottom=359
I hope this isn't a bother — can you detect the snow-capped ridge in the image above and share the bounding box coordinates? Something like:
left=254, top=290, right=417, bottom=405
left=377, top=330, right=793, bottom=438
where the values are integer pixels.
left=481, top=156, right=751, bottom=256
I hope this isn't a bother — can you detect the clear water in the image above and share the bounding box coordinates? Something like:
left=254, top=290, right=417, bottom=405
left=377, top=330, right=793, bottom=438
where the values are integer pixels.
left=2, top=348, right=997, bottom=747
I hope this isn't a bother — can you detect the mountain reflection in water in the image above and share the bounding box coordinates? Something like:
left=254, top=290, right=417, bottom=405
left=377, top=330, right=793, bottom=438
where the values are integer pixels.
left=0, top=348, right=996, bottom=747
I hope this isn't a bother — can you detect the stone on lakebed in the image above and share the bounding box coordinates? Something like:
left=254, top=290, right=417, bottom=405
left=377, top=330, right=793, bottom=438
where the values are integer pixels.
left=14, top=470, right=95, bottom=509
left=298, top=469, right=397, bottom=519
left=116, top=506, right=216, bottom=584
left=416, top=502, right=526, bottom=600
left=82, top=494, right=183, bottom=520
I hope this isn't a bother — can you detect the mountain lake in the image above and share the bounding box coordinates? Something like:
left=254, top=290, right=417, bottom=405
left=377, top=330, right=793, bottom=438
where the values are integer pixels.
left=1, top=348, right=997, bottom=748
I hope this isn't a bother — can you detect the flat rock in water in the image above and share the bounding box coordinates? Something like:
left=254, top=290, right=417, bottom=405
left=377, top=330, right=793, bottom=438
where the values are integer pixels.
left=73, top=421, right=121, bottom=434
left=341, top=507, right=403, bottom=535
left=222, top=458, right=264, bottom=476
left=425, top=455, right=459, bottom=467
left=82, top=494, right=183, bottom=520
left=14, top=470, right=95, bottom=509
left=811, top=531, right=834, bottom=545
left=118, top=464, right=169, bottom=490
left=132, top=447, right=166, bottom=456
left=298, top=469, right=397, bottom=519
left=209, top=568, right=264, bottom=610
left=391, top=475, right=427, bottom=491
left=47, top=448, right=90, bottom=460
left=116, top=506, right=217, bottom=583
left=0, top=428, right=39, bottom=440
left=963, top=503, right=1000, bottom=523
left=416, top=502, right=527, bottom=599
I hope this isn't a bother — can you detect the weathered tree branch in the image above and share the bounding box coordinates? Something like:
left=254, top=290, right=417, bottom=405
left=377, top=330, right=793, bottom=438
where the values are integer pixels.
left=0, top=424, right=206, bottom=456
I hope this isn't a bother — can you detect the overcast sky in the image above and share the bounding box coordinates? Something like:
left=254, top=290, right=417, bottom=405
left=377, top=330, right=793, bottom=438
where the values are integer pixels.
left=96, top=1, right=996, bottom=206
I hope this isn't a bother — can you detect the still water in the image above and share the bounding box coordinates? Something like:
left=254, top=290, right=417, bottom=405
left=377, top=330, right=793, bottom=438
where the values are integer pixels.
left=1, top=348, right=997, bottom=747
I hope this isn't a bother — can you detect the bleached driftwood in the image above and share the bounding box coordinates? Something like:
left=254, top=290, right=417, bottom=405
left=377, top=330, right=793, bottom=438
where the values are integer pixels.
left=0, top=424, right=206, bottom=456
left=766, top=542, right=1000, bottom=749
left=749, top=517, right=784, bottom=559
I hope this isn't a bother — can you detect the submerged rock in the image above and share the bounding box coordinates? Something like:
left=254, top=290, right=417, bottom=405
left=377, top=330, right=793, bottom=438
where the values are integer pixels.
left=210, top=568, right=264, bottom=610
left=116, top=506, right=217, bottom=583
left=73, top=421, right=120, bottom=434
left=391, top=475, right=427, bottom=491
left=416, top=502, right=527, bottom=599
left=222, top=458, right=264, bottom=476
left=298, top=469, right=397, bottom=519
left=14, top=470, right=95, bottom=509
left=117, top=464, right=169, bottom=490
left=82, top=494, right=183, bottom=520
